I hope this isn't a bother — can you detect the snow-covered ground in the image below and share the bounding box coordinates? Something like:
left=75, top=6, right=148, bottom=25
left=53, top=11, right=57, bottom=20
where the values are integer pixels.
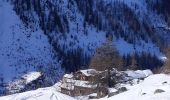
left=97, top=74, right=170, bottom=100
left=1, top=70, right=170, bottom=100
left=22, top=72, right=42, bottom=84
left=6, top=72, right=42, bottom=94
left=0, top=87, right=75, bottom=100
left=123, top=70, right=153, bottom=80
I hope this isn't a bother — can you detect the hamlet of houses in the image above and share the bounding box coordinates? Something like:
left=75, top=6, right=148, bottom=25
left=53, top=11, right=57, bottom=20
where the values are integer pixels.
left=60, top=69, right=108, bottom=98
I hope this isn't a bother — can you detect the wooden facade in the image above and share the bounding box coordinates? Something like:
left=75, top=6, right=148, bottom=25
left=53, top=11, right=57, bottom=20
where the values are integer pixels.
left=60, top=69, right=109, bottom=98
left=74, top=86, right=96, bottom=96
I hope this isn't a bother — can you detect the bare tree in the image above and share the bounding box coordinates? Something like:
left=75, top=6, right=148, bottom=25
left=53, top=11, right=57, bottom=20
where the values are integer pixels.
left=90, top=40, right=120, bottom=71
left=90, top=35, right=123, bottom=87
left=162, top=47, right=170, bottom=73
left=129, top=53, right=137, bottom=70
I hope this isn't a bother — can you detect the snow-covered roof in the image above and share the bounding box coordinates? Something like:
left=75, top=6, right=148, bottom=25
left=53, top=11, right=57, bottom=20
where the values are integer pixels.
left=60, top=82, right=74, bottom=90
left=63, top=74, right=73, bottom=79
left=80, top=69, right=97, bottom=76
left=61, top=79, right=97, bottom=90
left=22, top=72, right=42, bottom=84
left=159, top=56, right=168, bottom=61
left=74, top=80, right=97, bottom=88
left=123, top=70, right=153, bottom=79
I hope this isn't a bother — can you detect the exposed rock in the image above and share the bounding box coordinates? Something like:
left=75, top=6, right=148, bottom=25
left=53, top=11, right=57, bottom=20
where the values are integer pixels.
left=142, top=93, right=147, bottom=95
left=118, top=87, right=127, bottom=93
left=162, top=81, right=168, bottom=84
left=154, top=89, right=165, bottom=94
left=108, top=87, right=127, bottom=98
left=108, top=91, right=119, bottom=98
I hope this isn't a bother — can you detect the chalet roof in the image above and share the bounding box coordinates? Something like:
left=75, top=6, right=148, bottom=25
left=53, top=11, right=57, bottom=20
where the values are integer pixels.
left=22, top=71, right=42, bottom=84
left=60, top=82, right=74, bottom=90
left=74, top=80, right=97, bottom=88
left=63, top=74, right=73, bottom=79
left=61, top=79, right=97, bottom=90
left=79, top=69, right=98, bottom=76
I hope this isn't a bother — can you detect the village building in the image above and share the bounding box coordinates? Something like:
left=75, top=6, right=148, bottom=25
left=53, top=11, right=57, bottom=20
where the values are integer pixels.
left=60, top=69, right=109, bottom=98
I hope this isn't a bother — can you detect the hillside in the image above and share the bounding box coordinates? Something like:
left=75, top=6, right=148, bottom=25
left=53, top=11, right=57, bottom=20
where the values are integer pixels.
left=0, top=0, right=170, bottom=96
left=0, top=0, right=64, bottom=95
left=10, top=0, right=169, bottom=72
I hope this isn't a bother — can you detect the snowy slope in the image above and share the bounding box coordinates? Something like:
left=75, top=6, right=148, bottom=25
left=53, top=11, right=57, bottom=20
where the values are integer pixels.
left=22, top=72, right=42, bottom=84
left=0, top=0, right=169, bottom=95
left=0, top=0, right=64, bottom=94
left=9, top=0, right=166, bottom=57
left=1, top=71, right=170, bottom=100
left=4, top=0, right=166, bottom=71
left=115, top=38, right=164, bottom=57
left=0, top=0, right=63, bottom=81
left=98, top=74, right=170, bottom=100
left=0, top=87, right=75, bottom=100
left=59, top=0, right=165, bottom=58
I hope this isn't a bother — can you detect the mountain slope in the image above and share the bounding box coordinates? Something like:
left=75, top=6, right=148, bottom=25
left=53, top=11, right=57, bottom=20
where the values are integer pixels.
left=10, top=0, right=168, bottom=71
left=0, top=0, right=170, bottom=96
left=0, top=0, right=64, bottom=95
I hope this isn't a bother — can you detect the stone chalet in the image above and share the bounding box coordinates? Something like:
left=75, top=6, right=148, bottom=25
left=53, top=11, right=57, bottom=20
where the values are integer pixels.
left=60, top=69, right=108, bottom=98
